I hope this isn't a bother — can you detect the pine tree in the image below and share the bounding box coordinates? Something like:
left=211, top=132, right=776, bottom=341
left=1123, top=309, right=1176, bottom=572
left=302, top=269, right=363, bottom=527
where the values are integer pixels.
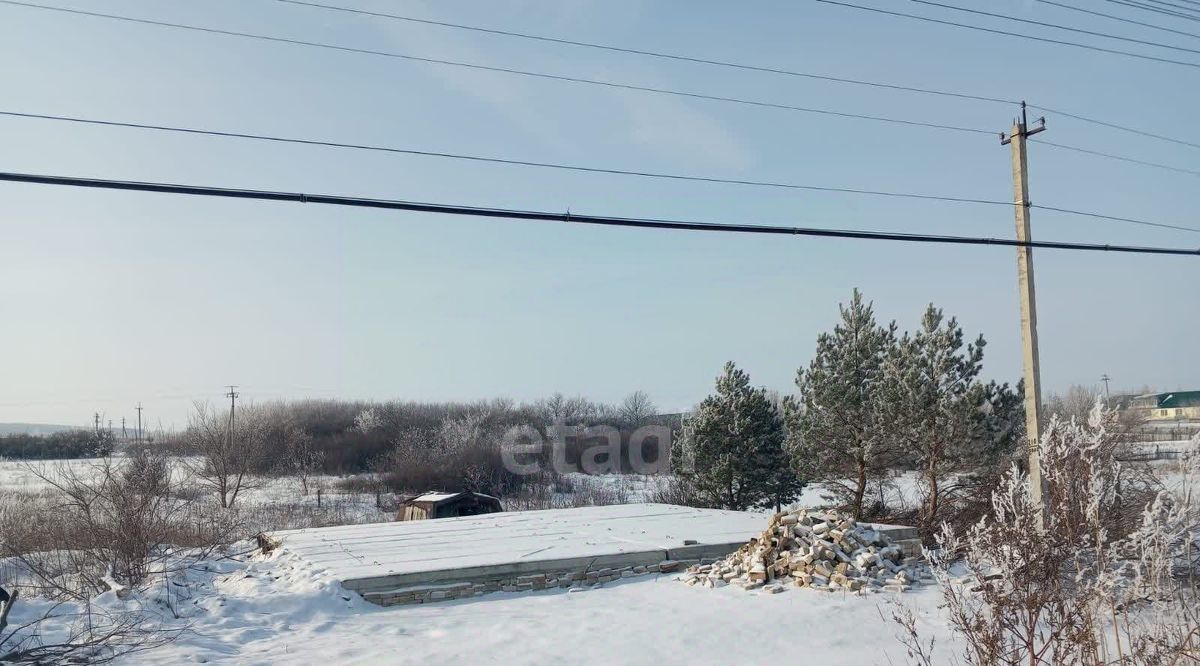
left=682, top=362, right=798, bottom=511
left=881, top=304, right=987, bottom=539
left=786, top=289, right=896, bottom=520
left=758, top=391, right=807, bottom=512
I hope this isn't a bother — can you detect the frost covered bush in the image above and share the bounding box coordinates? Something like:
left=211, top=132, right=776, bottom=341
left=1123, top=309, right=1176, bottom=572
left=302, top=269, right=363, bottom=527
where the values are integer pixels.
left=375, top=410, right=538, bottom=498
left=906, top=406, right=1200, bottom=665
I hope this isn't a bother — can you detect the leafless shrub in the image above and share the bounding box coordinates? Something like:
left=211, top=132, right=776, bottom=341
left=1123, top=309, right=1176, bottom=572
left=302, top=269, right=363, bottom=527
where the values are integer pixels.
left=0, top=598, right=182, bottom=664
left=886, top=602, right=937, bottom=666
left=645, top=474, right=708, bottom=508
left=231, top=496, right=389, bottom=533
left=375, top=411, right=537, bottom=497
left=497, top=473, right=636, bottom=511
left=0, top=457, right=237, bottom=600
left=902, top=406, right=1200, bottom=665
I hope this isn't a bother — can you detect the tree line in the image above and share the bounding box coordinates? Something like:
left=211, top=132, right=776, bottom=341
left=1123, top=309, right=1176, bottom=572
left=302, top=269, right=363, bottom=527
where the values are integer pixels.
left=0, top=428, right=114, bottom=459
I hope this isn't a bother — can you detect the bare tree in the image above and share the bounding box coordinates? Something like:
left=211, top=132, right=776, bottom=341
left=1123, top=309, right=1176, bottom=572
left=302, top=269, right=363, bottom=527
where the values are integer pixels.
left=284, top=430, right=324, bottom=496
left=1048, top=384, right=1147, bottom=444
left=184, top=401, right=267, bottom=509
left=534, top=393, right=599, bottom=425
left=619, top=390, right=657, bottom=427
left=1047, top=384, right=1103, bottom=423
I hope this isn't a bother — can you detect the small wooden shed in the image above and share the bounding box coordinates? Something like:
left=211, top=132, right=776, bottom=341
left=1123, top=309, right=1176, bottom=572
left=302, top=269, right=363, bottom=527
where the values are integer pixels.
left=396, top=491, right=503, bottom=521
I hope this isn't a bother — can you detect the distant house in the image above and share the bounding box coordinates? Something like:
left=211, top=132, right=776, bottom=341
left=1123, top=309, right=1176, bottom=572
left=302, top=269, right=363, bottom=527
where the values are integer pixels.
left=396, top=491, right=503, bottom=521
left=1128, top=391, right=1200, bottom=422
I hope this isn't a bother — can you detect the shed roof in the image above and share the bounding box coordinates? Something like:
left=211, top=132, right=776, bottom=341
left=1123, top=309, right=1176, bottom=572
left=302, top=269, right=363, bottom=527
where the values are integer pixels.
left=412, top=492, right=464, bottom=503
left=410, top=491, right=500, bottom=504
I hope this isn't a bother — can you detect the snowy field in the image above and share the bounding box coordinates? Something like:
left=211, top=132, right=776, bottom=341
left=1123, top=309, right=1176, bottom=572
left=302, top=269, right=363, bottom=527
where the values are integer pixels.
left=75, top=546, right=950, bottom=665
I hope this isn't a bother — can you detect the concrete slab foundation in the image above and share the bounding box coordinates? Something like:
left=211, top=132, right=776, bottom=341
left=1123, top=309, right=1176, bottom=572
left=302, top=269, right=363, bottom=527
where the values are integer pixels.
left=273, top=503, right=919, bottom=606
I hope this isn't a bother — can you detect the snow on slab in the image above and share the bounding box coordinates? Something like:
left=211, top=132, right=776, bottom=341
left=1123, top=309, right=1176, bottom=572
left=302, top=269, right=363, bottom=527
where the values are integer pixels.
left=274, top=503, right=765, bottom=582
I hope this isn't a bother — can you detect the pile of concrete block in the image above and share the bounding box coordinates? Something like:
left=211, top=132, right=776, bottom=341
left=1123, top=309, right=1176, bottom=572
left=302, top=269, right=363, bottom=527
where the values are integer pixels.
left=678, top=509, right=928, bottom=594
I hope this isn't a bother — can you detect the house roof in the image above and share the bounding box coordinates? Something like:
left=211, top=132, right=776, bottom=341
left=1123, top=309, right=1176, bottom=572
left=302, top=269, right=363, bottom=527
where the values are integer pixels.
left=1159, top=391, right=1200, bottom=409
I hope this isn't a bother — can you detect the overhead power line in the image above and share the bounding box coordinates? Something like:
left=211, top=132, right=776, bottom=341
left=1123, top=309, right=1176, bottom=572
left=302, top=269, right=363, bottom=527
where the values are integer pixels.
left=1139, top=0, right=1200, bottom=16
left=1104, top=0, right=1200, bottom=22
left=0, top=110, right=1011, bottom=205
left=1036, top=0, right=1200, bottom=41
left=1032, top=138, right=1200, bottom=176
left=6, top=109, right=1197, bottom=234
left=8, top=1, right=1198, bottom=152
left=0, top=1, right=992, bottom=136
left=912, top=0, right=1200, bottom=55
left=1031, top=204, right=1200, bottom=233
left=274, top=0, right=1018, bottom=105
left=815, top=0, right=1200, bottom=68
left=1027, top=104, right=1200, bottom=150
left=276, top=0, right=1200, bottom=152
left=1, top=171, right=1196, bottom=255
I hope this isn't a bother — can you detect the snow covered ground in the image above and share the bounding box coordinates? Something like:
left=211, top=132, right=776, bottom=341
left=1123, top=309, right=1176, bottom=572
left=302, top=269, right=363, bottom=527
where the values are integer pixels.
left=110, top=546, right=953, bottom=665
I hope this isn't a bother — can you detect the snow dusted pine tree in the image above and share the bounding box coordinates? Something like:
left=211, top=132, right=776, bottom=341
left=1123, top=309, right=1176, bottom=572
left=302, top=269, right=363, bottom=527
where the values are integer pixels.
left=786, top=289, right=896, bottom=520
left=682, top=362, right=799, bottom=511
left=881, top=304, right=986, bottom=539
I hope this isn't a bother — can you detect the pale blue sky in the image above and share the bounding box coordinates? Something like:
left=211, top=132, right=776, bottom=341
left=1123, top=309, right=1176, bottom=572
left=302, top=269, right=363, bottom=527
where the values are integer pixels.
left=1, top=0, right=1197, bottom=428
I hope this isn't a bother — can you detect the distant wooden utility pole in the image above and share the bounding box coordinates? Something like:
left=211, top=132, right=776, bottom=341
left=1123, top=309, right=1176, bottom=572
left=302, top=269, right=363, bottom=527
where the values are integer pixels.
left=136, top=402, right=144, bottom=445
left=1001, top=101, right=1047, bottom=526
left=226, top=385, right=239, bottom=451
left=1101, top=374, right=1112, bottom=404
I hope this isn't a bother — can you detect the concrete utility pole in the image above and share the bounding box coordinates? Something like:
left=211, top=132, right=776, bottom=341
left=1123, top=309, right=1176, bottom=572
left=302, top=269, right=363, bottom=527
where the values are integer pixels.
left=136, top=402, right=143, bottom=445
left=93, top=412, right=101, bottom=435
left=1101, top=374, right=1112, bottom=404
left=1001, top=101, right=1047, bottom=525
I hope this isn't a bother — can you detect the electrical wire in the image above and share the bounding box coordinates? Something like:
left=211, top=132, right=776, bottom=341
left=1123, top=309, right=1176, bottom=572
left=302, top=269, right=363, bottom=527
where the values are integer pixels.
left=6, top=0, right=1197, bottom=207
left=9, top=0, right=1199, bottom=152
left=1027, top=104, right=1200, bottom=150
left=0, top=0, right=993, bottom=135
left=1104, top=0, right=1200, bottom=23
left=1036, top=0, right=1200, bottom=41
left=0, top=110, right=1010, bottom=205
left=275, top=0, right=1200, bottom=151
left=274, top=0, right=1018, bottom=105
left=815, top=0, right=1200, bottom=68
left=1, top=170, right=1196, bottom=255
left=1032, top=138, right=1200, bottom=176
left=1139, top=0, right=1200, bottom=16
left=1032, top=205, right=1200, bottom=233
left=913, top=0, right=1200, bottom=55
left=6, top=110, right=1198, bottom=233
